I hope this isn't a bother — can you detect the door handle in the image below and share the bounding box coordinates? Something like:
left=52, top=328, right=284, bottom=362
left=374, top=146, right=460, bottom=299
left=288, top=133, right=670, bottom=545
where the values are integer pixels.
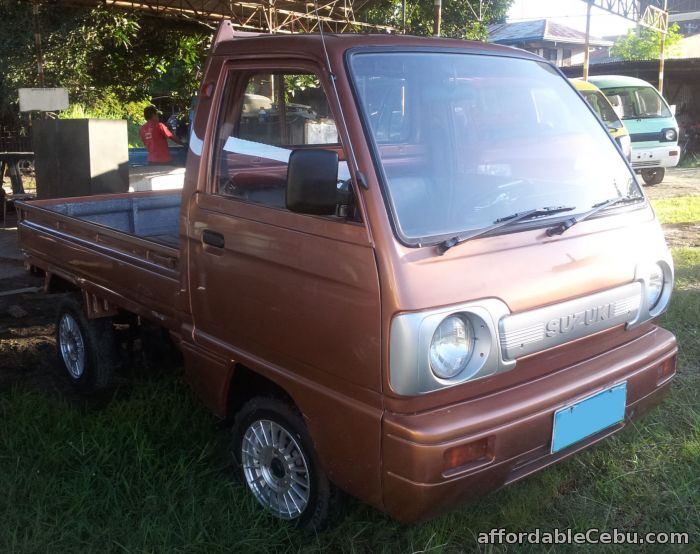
left=202, top=230, right=225, bottom=249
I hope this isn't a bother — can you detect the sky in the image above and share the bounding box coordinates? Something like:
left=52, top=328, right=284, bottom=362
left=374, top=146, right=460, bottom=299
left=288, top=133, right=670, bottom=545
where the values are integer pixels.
left=507, top=0, right=637, bottom=38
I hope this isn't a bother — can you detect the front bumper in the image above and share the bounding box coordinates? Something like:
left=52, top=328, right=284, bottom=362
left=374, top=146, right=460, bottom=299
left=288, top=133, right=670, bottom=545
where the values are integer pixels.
left=630, top=145, right=679, bottom=169
left=381, top=326, right=677, bottom=521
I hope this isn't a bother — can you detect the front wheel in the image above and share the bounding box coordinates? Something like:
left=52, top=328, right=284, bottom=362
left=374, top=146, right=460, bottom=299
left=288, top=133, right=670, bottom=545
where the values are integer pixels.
left=640, top=167, right=665, bottom=186
left=231, top=397, right=336, bottom=530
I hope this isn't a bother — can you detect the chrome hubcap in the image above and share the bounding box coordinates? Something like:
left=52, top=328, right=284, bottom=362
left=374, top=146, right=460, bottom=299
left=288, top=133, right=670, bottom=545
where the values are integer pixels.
left=58, top=313, right=85, bottom=379
left=240, top=419, right=311, bottom=520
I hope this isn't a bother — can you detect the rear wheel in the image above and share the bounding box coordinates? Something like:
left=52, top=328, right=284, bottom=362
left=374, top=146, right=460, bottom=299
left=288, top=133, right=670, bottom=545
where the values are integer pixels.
left=55, top=296, right=117, bottom=394
left=640, top=167, right=665, bottom=186
left=231, top=397, right=336, bottom=530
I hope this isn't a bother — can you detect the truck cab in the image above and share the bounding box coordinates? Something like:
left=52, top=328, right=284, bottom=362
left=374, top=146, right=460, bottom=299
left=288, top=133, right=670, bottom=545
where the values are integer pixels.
left=589, top=75, right=679, bottom=185
left=17, top=23, right=677, bottom=528
left=570, top=78, right=631, bottom=160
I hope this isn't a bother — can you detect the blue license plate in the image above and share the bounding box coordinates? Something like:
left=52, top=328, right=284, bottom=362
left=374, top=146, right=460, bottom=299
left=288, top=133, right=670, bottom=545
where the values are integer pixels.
left=551, top=382, right=627, bottom=453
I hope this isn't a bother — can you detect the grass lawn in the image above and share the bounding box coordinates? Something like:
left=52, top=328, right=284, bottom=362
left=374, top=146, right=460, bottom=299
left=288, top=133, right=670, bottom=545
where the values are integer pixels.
left=1, top=205, right=699, bottom=553
left=679, top=154, right=700, bottom=169
left=653, top=196, right=700, bottom=225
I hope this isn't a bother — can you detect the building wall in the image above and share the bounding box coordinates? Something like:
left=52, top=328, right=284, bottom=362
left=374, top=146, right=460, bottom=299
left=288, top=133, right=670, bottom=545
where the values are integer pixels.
left=509, top=41, right=586, bottom=66
left=670, top=11, right=700, bottom=37
left=571, top=50, right=587, bottom=66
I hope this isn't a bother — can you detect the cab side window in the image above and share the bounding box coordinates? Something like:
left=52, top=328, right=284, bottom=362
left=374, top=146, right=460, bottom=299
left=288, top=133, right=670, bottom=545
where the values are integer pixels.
left=213, top=71, right=341, bottom=209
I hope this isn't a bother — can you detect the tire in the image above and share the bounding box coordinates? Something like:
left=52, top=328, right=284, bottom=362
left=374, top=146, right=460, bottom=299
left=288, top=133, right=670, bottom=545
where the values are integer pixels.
left=231, top=397, right=337, bottom=530
left=640, top=167, right=665, bottom=186
left=18, top=158, right=35, bottom=176
left=55, top=295, right=117, bottom=394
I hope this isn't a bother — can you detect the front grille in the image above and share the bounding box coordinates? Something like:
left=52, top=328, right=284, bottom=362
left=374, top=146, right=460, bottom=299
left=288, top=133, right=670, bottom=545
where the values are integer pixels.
left=630, top=132, right=662, bottom=143
left=499, top=282, right=642, bottom=360
left=631, top=160, right=659, bottom=168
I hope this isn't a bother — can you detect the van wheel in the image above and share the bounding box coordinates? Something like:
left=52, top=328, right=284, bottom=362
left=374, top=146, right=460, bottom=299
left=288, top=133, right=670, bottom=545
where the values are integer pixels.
left=55, top=296, right=116, bottom=394
left=640, top=168, right=665, bottom=185
left=231, top=397, right=336, bottom=530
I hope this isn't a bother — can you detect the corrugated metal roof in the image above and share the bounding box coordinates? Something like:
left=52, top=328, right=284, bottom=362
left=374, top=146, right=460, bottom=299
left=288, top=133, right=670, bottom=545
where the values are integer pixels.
left=487, top=20, right=546, bottom=44
left=560, top=57, right=700, bottom=81
left=488, top=19, right=612, bottom=47
left=568, top=56, right=700, bottom=68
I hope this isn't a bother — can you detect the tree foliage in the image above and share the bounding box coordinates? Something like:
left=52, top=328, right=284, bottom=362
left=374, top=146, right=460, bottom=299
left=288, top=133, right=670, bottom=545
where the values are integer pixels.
left=0, top=0, right=513, bottom=129
left=610, top=23, right=683, bottom=61
left=360, top=0, right=512, bottom=40
left=0, top=1, right=210, bottom=125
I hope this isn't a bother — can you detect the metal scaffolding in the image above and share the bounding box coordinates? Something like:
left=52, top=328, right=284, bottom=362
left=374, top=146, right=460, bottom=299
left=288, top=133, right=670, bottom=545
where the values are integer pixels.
left=61, top=0, right=393, bottom=33
left=580, top=0, right=670, bottom=92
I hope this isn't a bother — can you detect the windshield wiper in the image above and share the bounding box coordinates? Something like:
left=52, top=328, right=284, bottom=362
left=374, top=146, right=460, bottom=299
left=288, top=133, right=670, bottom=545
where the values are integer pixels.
left=437, top=206, right=575, bottom=255
left=546, top=195, right=643, bottom=237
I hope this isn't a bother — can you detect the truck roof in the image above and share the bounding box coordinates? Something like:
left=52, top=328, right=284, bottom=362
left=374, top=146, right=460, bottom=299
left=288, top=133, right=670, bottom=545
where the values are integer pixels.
left=569, top=78, right=602, bottom=92
left=588, top=75, right=656, bottom=89
left=211, top=21, right=542, bottom=62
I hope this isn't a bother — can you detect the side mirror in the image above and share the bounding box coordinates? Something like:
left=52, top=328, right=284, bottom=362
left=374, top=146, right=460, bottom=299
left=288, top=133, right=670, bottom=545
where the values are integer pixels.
left=286, top=149, right=339, bottom=215
left=670, top=104, right=677, bottom=116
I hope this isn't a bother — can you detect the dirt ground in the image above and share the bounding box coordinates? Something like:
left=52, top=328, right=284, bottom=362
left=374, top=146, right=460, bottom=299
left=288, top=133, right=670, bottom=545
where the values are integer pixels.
left=658, top=222, right=700, bottom=249
left=644, top=168, right=700, bottom=248
left=1, top=168, right=699, bottom=395
left=0, top=214, right=177, bottom=397
left=643, top=167, right=700, bottom=200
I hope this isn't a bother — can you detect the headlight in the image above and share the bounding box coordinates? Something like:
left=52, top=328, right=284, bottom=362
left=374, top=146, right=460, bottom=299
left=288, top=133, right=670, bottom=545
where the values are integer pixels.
left=616, top=134, right=632, bottom=159
left=646, top=263, right=664, bottom=309
left=664, top=128, right=677, bottom=142
left=390, top=299, right=510, bottom=395
left=628, top=259, right=674, bottom=329
left=429, top=315, right=474, bottom=379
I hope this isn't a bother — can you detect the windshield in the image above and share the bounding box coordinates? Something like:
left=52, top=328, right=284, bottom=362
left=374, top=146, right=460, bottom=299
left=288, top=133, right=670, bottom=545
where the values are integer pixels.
left=603, top=86, right=672, bottom=120
left=349, top=51, right=642, bottom=243
left=580, top=90, right=623, bottom=129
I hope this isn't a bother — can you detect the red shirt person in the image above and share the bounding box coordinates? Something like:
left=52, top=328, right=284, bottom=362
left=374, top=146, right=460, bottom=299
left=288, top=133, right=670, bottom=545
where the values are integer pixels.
left=139, top=106, right=183, bottom=164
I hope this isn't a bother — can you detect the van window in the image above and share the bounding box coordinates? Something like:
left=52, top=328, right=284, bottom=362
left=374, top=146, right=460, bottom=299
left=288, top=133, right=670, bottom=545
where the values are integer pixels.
left=636, top=87, right=670, bottom=117
left=349, top=52, right=642, bottom=244
left=212, top=71, right=342, bottom=209
left=602, top=86, right=672, bottom=120
left=580, top=90, right=623, bottom=129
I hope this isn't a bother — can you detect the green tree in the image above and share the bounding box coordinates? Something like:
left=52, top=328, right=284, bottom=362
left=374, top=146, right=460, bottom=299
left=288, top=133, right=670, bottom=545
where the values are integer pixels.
left=360, top=0, right=512, bottom=40
left=610, top=23, right=683, bottom=61
left=0, top=1, right=210, bottom=126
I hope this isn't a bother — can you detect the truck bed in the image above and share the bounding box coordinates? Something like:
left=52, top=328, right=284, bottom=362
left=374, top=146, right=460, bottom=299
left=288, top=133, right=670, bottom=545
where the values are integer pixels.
left=44, top=193, right=181, bottom=247
left=16, top=190, right=185, bottom=331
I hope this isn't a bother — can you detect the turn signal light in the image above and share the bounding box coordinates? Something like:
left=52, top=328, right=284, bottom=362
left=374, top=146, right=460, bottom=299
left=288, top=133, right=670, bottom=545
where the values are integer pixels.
left=657, top=355, right=676, bottom=384
left=443, top=437, right=492, bottom=474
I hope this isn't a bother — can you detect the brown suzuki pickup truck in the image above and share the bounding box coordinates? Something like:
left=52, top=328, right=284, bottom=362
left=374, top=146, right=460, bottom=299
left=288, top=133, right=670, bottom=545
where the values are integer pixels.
left=17, top=22, right=677, bottom=528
